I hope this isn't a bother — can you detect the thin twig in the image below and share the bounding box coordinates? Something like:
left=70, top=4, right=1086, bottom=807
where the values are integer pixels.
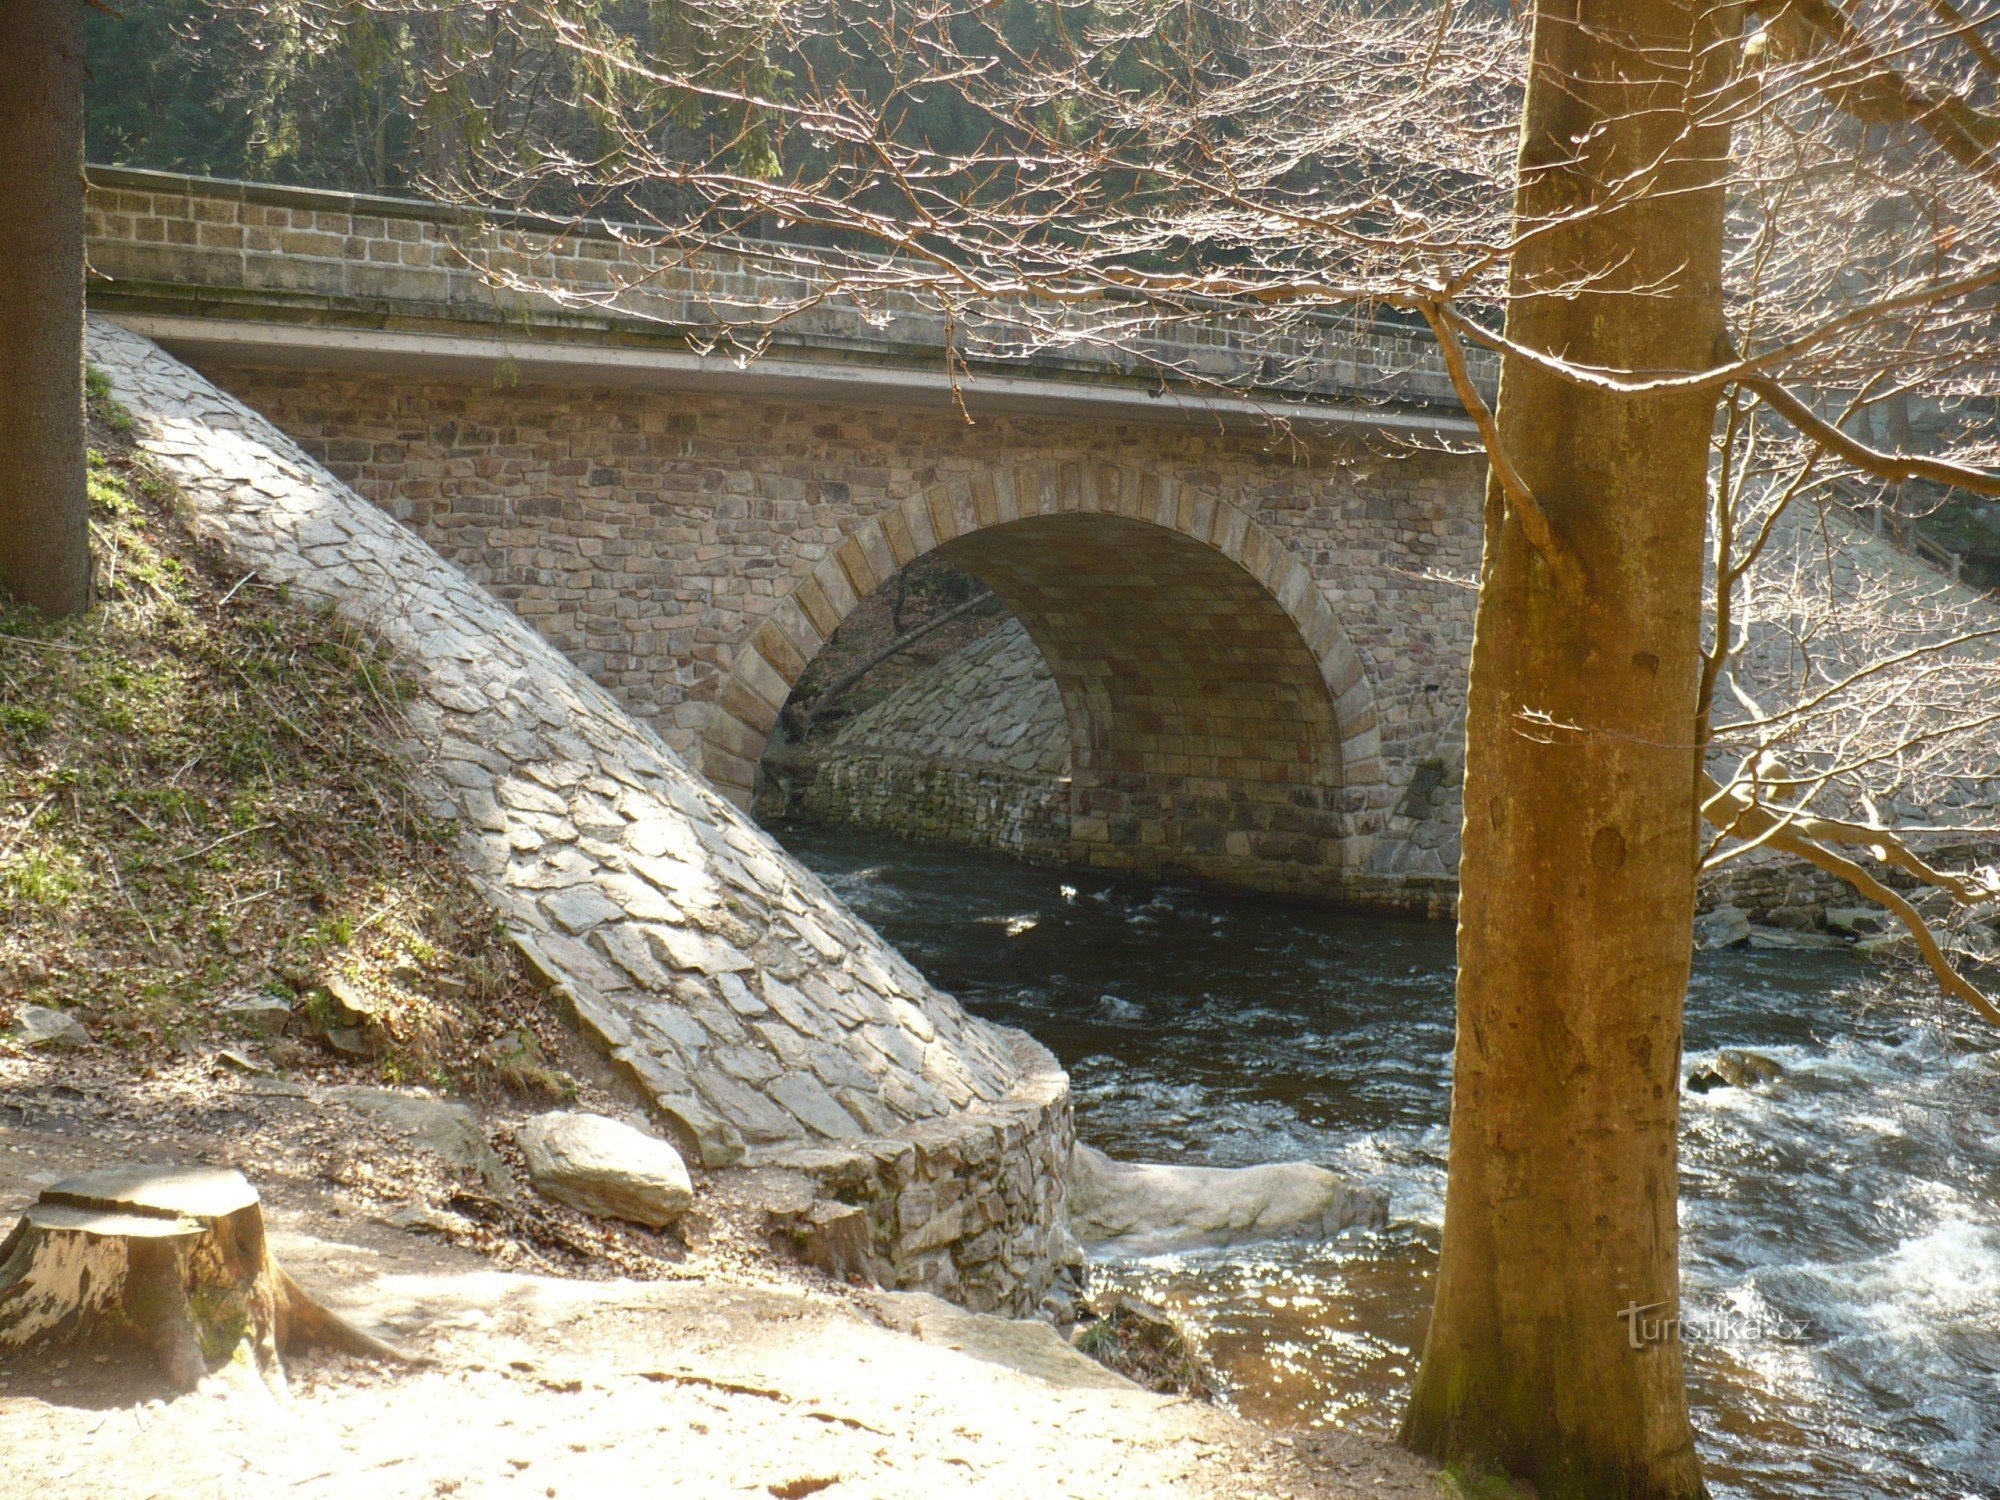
left=107, top=859, right=161, bottom=948
left=156, top=822, right=275, bottom=867
left=0, top=632, right=82, bottom=653
left=217, top=570, right=261, bottom=607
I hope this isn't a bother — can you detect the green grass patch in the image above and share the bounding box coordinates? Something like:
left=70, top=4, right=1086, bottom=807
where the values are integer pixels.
left=0, top=380, right=547, bottom=1080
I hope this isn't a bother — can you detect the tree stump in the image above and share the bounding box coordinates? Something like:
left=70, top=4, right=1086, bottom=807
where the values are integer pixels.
left=0, top=1164, right=413, bottom=1391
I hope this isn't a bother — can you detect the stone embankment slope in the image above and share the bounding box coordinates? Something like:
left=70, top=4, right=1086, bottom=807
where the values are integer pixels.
left=88, top=317, right=1072, bottom=1315
left=785, top=616, right=1073, bottom=856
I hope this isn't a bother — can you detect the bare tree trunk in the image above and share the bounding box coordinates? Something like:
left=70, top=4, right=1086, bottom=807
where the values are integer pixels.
left=1401, top=0, right=1735, bottom=1494
left=0, top=0, right=92, bottom=619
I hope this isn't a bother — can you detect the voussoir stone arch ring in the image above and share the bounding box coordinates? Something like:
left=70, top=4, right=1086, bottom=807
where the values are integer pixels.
left=696, top=460, right=1383, bottom=807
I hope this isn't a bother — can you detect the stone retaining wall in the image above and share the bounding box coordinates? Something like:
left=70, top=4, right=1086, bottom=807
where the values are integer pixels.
left=758, top=1054, right=1075, bottom=1314
left=820, top=616, right=1071, bottom=780
left=789, top=756, right=1074, bottom=861
left=89, top=316, right=1075, bottom=1316
left=773, top=617, right=1072, bottom=858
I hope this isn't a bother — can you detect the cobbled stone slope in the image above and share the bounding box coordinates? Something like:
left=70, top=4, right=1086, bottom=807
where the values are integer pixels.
left=88, top=316, right=1073, bottom=1314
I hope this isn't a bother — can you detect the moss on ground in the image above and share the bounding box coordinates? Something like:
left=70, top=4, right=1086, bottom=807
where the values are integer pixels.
left=0, top=382, right=558, bottom=1092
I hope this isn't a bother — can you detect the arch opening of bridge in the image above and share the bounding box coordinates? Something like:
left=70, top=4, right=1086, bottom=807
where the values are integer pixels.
left=705, top=463, right=1383, bottom=900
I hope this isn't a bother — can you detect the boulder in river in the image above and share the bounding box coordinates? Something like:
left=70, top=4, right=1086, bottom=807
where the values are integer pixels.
left=1747, top=926, right=1849, bottom=951
left=1693, top=906, right=1753, bottom=950
left=1824, top=906, right=1890, bottom=937
left=1067, top=1143, right=1387, bottom=1254
left=518, top=1110, right=693, bottom=1229
left=1856, top=928, right=1914, bottom=958
left=1688, top=1049, right=1786, bottom=1093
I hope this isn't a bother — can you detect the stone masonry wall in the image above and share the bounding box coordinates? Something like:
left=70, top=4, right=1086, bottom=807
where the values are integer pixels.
left=793, top=758, right=1073, bottom=862
left=823, top=615, right=1072, bottom=781
left=82, top=167, right=1491, bottom=910
left=776, top=618, right=1073, bottom=858
left=90, top=316, right=1075, bottom=1318
left=199, top=363, right=1485, bottom=910
left=782, top=504, right=2000, bottom=927
left=784, top=612, right=1470, bottom=909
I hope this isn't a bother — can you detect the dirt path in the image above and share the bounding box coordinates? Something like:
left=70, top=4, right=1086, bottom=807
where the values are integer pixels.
left=0, top=1061, right=1442, bottom=1500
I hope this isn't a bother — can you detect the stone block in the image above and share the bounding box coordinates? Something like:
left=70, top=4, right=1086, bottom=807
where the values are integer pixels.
left=518, top=1111, right=693, bottom=1228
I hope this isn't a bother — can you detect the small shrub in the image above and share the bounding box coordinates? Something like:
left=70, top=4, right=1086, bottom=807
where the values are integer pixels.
left=0, top=704, right=52, bottom=744
left=1073, top=1294, right=1218, bottom=1399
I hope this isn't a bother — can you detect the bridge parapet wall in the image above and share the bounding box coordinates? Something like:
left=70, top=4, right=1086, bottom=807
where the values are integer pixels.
left=85, top=165, right=1494, bottom=413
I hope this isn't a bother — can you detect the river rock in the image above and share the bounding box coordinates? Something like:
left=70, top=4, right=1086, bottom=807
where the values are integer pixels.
left=1856, top=928, right=1914, bottom=958
left=1825, top=906, right=1889, bottom=937
left=1692, top=906, right=1753, bottom=950
left=518, top=1110, right=693, bottom=1229
left=1688, top=1049, right=1786, bottom=1093
left=1067, top=1143, right=1387, bottom=1254
left=4, top=1004, right=89, bottom=1050
left=218, top=991, right=294, bottom=1037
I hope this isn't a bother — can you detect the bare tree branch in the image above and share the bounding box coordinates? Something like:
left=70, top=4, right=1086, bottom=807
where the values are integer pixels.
left=1743, top=373, right=2000, bottom=494
left=1702, top=770, right=2000, bottom=1023
left=1420, top=300, right=1581, bottom=591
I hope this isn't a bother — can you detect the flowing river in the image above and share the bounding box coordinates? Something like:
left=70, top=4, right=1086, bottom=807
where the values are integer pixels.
left=775, top=822, right=2000, bottom=1500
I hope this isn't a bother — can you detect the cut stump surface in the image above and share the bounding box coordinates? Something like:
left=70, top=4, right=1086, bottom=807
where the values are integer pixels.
left=0, top=1163, right=415, bottom=1391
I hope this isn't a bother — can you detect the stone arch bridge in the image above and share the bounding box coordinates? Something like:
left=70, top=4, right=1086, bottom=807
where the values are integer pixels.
left=85, top=166, right=1493, bottom=912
